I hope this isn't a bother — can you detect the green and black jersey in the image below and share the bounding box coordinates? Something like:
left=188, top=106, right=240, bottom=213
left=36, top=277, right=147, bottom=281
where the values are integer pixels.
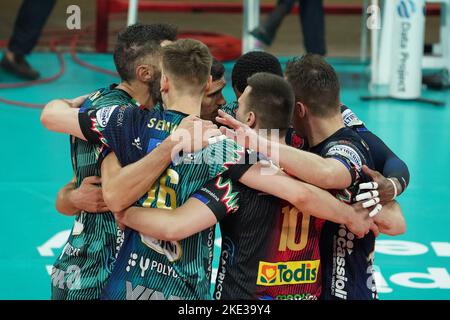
left=78, top=104, right=246, bottom=300
left=51, top=85, right=139, bottom=300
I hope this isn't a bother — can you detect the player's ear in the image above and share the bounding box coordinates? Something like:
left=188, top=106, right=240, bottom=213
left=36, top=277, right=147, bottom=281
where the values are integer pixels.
left=297, top=101, right=307, bottom=118
left=204, top=75, right=212, bottom=93
left=136, top=65, right=151, bottom=83
left=247, top=111, right=256, bottom=128
left=160, top=73, right=169, bottom=93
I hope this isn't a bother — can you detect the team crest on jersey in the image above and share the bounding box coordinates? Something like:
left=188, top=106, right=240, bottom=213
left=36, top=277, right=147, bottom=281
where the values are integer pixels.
left=140, top=234, right=182, bottom=262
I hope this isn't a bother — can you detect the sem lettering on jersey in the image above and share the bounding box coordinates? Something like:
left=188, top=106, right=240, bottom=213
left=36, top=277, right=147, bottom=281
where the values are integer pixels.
left=140, top=234, right=183, bottom=262
left=256, top=260, right=320, bottom=286
left=126, top=281, right=182, bottom=300
left=147, top=118, right=178, bottom=134
left=332, top=224, right=355, bottom=299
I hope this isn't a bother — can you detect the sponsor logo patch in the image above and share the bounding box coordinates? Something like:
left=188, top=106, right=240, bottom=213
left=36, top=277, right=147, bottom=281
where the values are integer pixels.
left=342, top=108, right=364, bottom=127
left=257, top=260, right=320, bottom=286
left=96, top=105, right=118, bottom=128
left=326, top=144, right=362, bottom=169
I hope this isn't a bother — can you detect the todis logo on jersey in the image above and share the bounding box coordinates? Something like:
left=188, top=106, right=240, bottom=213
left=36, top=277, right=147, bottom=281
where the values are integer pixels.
left=140, top=235, right=182, bottom=262
left=257, top=260, right=320, bottom=286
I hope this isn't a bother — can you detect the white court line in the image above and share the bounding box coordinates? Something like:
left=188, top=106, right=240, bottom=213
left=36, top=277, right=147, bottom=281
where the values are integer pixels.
left=22, top=188, right=54, bottom=204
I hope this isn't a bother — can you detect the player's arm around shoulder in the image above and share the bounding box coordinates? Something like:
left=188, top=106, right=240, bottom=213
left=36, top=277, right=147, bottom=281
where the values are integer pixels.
left=115, top=157, right=244, bottom=241
left=239, top=162, right=373, bottom=238
left=116, top=197, right=218, bottom=241
left=41, top=95, right=88, bottom=140
left=100, top=146, right=174, bottom=213
left=101, top=116, right=222, bottom=213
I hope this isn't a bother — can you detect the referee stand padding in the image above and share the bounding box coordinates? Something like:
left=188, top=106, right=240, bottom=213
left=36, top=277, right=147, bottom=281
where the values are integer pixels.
left=95, top=0, right=442, bottom=56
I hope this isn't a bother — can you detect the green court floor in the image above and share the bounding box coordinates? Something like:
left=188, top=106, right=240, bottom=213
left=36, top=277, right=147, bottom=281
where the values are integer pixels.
left=0, top=53, right=449, bottom=300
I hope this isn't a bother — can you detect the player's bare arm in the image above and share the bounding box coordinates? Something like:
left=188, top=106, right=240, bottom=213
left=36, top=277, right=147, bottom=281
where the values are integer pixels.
left=101, top=140, right=178, bottom=213
left=40, top=94, right=89, bottom=140
left=56, top=175, right=108, bottom=215
left=116, top=197, right=217, bottom=241
left=116, top=160, right=373, bottom=240
left=101, top=115, right=222, bottom=212
left=217, top=109, right=353, bottom=189
left=239, top=162, right=373, bottom=238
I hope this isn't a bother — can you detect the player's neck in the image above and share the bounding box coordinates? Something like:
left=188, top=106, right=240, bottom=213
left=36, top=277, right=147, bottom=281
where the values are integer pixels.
left=253, top=124, right=287, bottom=146
left=117, top=82, right=153, bottom=108
left=306, top=114, right=345, bottom=147
left=260, top=129, right=287, bottom=146
left=165, top=92, right=202, bottom=116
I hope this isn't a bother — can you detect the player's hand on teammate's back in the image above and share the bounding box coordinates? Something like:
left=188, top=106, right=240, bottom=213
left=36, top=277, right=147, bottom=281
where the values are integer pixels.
left=357, top=165, right=400, bottom=206
left=64, top=93, right=90, bottom=108
left=216, top=109, right=261, bottom=151
left=171, top=115, right=222, bottom=153
left=71, top=176, right=109, bottom=213
left=348, top=202, right=374, bottom=239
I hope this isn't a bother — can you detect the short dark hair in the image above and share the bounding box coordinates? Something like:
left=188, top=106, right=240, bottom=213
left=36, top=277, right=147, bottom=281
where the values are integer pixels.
left=231, top=51, right=283, bottom=94
left=285, top=54, right=340, bottom=117
left=113, top=23, right=178, bottom=81
left=246, top=72, right=294, bottom=131
left=162, top=39, right=212, bottom=91
left=211, top=59, right=225, bottom=81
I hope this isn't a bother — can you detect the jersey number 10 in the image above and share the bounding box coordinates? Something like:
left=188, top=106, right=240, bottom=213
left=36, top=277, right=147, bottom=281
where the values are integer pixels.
left=279, top=206, right=310, bottom=252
